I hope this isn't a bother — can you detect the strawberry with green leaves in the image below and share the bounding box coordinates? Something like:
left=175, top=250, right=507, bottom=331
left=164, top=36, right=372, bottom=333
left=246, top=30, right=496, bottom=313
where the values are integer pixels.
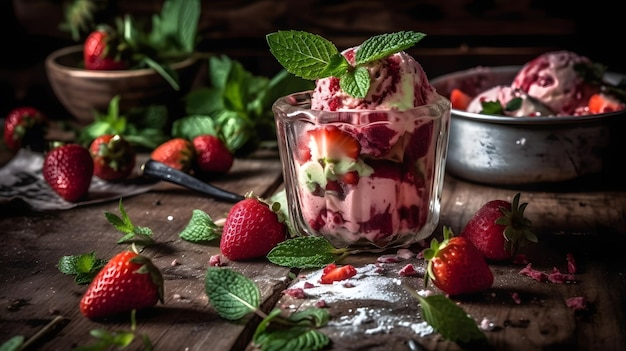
left=43, top=143, right=94, bottom=202
left=83, top=24, right=129, bottom=70
left=80, top=248, right=163, bottom=319
left=460, top=192, right=536, bottom=261
left=192, top=134, right=234, bottom=175
left=220, top=195, right=287, bottom=261
left=424, top=227, right=494, bottom=296
left=89, top=134, right=136, bottom=181
left=3, top=107, right=49, bottom=153
left=150, top=137, right=195, bottom=172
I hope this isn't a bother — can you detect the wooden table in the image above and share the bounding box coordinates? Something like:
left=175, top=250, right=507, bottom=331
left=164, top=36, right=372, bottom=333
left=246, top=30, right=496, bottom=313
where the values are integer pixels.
left=1, top=150, right=625, bottom=351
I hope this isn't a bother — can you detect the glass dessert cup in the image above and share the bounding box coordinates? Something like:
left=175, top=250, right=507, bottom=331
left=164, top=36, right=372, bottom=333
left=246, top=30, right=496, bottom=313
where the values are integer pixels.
left=273, top=91, right=451, bottom=249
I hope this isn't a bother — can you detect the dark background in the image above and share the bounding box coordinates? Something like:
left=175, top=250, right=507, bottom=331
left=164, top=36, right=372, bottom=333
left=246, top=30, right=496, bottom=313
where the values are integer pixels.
left=1, top=0, right=622, bottom=120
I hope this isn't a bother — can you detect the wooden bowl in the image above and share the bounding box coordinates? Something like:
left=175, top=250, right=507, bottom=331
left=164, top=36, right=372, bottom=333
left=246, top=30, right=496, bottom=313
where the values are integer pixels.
left=45, top=45, right=201, bottom=124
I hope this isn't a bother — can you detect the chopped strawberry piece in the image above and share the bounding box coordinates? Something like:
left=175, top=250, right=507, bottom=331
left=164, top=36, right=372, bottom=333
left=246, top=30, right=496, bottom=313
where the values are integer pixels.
left=308, top=126, right=361, bottom=161
left=319, top=263, right=357, bottom=284
left=450, top=88, right=472, bottom=110
left=587, top=93, right=625, bottom=114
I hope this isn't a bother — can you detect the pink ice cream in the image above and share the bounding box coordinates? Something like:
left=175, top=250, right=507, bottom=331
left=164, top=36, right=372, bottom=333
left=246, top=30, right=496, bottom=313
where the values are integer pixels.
left=285, top=47, right=449, bottom=248
left=511, top=51, right=599, bottom=116
left=311, top=48, right=437, bottom=111
left=463, top=51, right=609, bottom=117
left=466, top=85, right=553, bottom=117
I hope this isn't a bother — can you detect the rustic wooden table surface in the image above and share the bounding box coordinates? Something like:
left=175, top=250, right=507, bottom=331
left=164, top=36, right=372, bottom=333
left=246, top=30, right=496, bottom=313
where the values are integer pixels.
left=1, top=148, right=625, bottom=351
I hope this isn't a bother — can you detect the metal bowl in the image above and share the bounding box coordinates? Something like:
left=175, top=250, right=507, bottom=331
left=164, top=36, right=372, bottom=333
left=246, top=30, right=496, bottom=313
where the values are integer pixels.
left=431, top=66, right=625, bottom=185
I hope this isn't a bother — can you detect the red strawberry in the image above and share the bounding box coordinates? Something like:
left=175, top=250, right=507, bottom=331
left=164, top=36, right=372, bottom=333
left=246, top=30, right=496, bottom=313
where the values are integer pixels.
left=220, top=196, right=287, bottom=261
left=305, top=126, right=361, bottom=162
left=587, top=93, right=625, bottom=114
left=89, top=134, right=136, bottom=181
left=460, top=193, right=536, bottom=261
left=424, top=227, right=494, bottom=295
left=43, top=144, right=93, bottom=202
left=450, top=88, right=472, bottom=110
left=3, top=107, right=49, bottom=153
left=80, top=250, right=164, bottom=319
left=83, top=24, right=128, bottom=70
left=192, top=134, right=234, bottom=174
left=319, top=263, right=357, bottom=284
left=150, top=138, right=195, bottom=172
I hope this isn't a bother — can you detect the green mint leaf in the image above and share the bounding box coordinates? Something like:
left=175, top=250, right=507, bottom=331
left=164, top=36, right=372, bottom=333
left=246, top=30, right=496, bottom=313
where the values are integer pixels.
left=340, top=66, right=371, bottom=99
left=415, top=294, right=488, bottom=345
left=0, top=335, right=24, bottom=351
left=286, top=308, right=330, bottom=327
left=105, top=212, right=133, bottom=234
left=355, top=31, right=426, bottom=65
left=479, top=100, right=505, bottom=115
left=204, top=268, right=260, bottom=320
left=266, top=30, right=348, bottom=80
left=254, top=327, right=330, bottom=351
left=57, top=252, right=107, bottom=285
left=253, top=308, right=330, bottom=351
left=179, top=209, right=221, bottom=243
left=106, top=199, right=154, bottom=246
left=142, top=56, right=180, bottom=91
left=504, top=97, right=523, bottom=112
left=267, top=236, right=339, bottom=268
left=171, top=115, right=218, bottom=140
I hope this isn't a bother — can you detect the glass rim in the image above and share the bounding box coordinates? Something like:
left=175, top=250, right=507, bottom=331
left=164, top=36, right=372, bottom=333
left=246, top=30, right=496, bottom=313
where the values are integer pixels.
left=273, top=90, right=451, bottom=123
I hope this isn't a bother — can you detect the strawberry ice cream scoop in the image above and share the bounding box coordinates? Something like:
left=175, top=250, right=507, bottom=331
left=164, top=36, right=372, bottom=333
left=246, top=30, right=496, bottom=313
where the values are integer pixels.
left=466, top=85, right=553, bottom=117
left=311, top=48, right=437, bottom=111
left=511, top=51, right=599, bottom=115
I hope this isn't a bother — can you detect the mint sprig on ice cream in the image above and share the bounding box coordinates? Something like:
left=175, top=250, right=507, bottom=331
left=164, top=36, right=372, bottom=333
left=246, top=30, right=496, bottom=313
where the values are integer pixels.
left=266, top=30, right=426, bottom=98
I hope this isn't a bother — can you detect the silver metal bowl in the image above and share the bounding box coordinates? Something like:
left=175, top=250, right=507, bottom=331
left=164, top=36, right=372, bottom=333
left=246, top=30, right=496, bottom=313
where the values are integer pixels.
left=431, top=66, right=625, bottom=185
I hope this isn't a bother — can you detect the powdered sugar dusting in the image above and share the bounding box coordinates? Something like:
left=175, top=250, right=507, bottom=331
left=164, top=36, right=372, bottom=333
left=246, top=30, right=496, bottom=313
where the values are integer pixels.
left=292, top=263, right=406, bottom=303
left=330, top=307, right=433, bottom=337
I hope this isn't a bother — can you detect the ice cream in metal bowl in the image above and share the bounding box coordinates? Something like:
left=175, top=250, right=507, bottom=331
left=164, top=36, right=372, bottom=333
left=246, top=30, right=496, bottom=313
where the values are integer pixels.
left=431, top=54, right=626, bottom=186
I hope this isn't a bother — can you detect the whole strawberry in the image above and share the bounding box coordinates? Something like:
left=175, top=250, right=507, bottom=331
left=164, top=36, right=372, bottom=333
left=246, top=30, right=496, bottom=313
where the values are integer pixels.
left=80, top=250, right=164, bottom=319
left=424, top=227, right=494, bottom=296
left=220, top=196, right=287, bottom=261
left=460, top=193, right=536, bottom=261
left=83, top=24, right=129, bottom=70
left=192, top=134, right=234, bottom=175
left=89, top=134, right=136, bottom=181
left=150, top=138, right=195, bottom=172
left=3, top=107, right=49, bottom=153
left=43, top=144, right=93, bottom=202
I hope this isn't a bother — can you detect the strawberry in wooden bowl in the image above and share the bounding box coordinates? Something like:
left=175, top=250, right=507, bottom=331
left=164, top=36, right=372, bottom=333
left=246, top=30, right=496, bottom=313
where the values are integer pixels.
left=45, top=0, right=203, bottom=125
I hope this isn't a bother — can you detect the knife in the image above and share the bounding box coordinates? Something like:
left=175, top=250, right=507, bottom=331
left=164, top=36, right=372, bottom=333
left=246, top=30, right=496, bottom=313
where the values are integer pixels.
left=141, top=159, right=245, bottom=203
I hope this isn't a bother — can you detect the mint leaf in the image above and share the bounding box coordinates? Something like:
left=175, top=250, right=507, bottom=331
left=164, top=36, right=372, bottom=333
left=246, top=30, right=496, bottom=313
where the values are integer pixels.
left=267, top=236, right=343, bottom=268
left=267, top=30, right=426, bottom=99
left=179, top=209, right=221, bottom=243
left=105, top=199, right=154, bottom=247
left=253, top=308, right=330, bottom=351
left=266, top=30, right=348, bottom=80
left=504, top=97, right=523, bottom=112
left=414, top=294, right=488, bottom=345
left=340, top=66, right=371, bottom=99
left=204, top=268, right=260, bottom=320
left=479, top=100, right=505, bottom=115
left=0, top=336, right=24, bottom=351
left=254, top=326, right=329, bottom=351
left=286, top=308, right=330, bottom=327
left=355, top=31, right=426, bottom=65
left=58, top=252, right=107, bottom=285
